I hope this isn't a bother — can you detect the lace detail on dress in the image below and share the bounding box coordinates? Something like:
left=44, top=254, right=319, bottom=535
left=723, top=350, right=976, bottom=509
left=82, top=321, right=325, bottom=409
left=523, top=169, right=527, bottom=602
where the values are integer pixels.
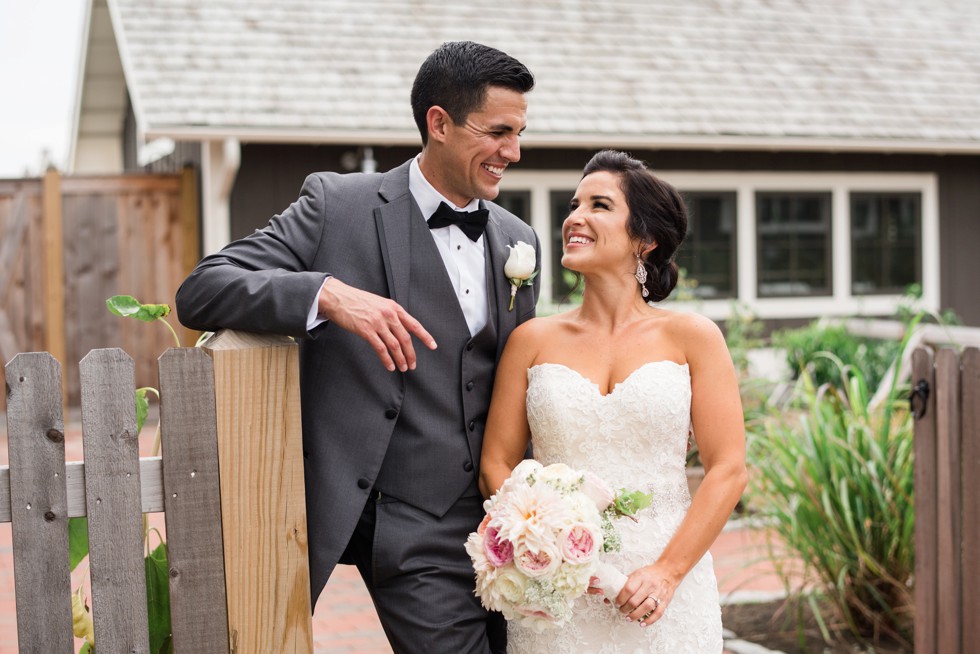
left=507, top=361, right=723, bottom=654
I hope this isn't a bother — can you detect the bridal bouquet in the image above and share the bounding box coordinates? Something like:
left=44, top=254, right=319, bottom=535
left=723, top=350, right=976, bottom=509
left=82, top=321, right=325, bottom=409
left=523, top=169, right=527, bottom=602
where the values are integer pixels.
left=466, top=460, right=652, bottom=631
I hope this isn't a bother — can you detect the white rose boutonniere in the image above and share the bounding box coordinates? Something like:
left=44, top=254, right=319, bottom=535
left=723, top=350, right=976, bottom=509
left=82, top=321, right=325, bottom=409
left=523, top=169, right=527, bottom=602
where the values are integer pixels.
left=504, top=241, right=538, bottom=311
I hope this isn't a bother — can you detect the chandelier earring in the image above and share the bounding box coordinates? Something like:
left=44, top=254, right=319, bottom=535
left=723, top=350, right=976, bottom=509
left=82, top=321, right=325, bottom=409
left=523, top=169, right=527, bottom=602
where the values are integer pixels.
left=634, top=255, right=650, bottom=298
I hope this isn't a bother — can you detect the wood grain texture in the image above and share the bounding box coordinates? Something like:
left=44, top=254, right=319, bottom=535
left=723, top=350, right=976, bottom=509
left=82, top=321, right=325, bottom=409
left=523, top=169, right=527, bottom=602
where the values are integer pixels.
left=934, top=348, right=961, bottom=654
left=79, top=348, right=150, bottom=654
left=158, top=348, right=230, bottom=653
left=5, top=353, right=74, bottom=653
left=205, top=332, right=313, bottom=653
left=41, top=170, right=66, bottom=406
left=912, top=346, right=937, bottom=654
left=960, top=347, right=979, bottom=654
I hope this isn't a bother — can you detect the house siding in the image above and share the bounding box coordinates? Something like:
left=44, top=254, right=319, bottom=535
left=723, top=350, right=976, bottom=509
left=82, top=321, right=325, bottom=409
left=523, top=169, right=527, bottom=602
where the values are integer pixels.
left=229, top=144, right=980, bottom=325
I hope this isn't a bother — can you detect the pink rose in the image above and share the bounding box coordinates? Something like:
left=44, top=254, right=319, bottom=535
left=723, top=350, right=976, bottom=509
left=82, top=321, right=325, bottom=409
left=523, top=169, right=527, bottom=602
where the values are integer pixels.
left=483, top=525, right=514, bottom=567
left=515, top=544, right=560, bottom=577
left=559, top=525, right=598, bottom=563
left=581, top=472, right=615, bottom=511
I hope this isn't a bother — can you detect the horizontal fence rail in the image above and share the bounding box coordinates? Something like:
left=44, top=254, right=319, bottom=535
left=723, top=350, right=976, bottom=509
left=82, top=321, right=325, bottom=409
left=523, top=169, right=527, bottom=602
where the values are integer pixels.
left=2, top=335, right=312, bottom=653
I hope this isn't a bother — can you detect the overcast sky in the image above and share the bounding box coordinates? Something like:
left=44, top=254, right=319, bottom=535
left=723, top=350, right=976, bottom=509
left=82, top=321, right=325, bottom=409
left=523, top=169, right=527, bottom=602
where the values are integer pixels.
left=0, top=0, right=88, bottom=177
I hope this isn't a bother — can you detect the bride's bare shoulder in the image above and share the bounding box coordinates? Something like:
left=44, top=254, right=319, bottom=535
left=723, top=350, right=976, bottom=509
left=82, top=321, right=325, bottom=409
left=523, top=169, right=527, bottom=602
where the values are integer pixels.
left=511, top=311, right=576, bottom=342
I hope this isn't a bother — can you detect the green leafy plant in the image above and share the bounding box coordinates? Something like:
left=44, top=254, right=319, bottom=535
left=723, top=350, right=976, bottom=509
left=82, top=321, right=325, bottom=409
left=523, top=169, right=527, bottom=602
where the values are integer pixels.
left=70, top=295, right=181, bottom=654
left=745, top=315, right=922, bottom=649
left=772, top=321, right=899, bottom=391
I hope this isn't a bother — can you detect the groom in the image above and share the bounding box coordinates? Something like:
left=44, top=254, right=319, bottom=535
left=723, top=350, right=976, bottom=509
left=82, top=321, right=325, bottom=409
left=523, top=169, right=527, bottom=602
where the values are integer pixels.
left=176, top=42, right=539, bottom=653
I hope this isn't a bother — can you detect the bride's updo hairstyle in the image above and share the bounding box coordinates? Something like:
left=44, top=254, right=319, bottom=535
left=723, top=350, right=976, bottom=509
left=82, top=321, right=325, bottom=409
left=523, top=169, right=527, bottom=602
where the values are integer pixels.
left=581, top=150, right=688, bottom=302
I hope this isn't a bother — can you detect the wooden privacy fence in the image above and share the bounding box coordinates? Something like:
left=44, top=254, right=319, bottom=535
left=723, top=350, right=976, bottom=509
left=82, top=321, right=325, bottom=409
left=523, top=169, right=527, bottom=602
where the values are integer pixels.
left=0, top=169, right=199, bottom=407
left=912, top=346, right=979, bottom=654
left=2, top=331, right=313, bottom=653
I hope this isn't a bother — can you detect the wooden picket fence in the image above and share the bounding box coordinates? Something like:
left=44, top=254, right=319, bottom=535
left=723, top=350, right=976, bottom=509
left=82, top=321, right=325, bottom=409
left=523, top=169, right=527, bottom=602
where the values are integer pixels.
left=912, top=346, right=979, bottom=654
left=2, top=331, right=313, bottom=653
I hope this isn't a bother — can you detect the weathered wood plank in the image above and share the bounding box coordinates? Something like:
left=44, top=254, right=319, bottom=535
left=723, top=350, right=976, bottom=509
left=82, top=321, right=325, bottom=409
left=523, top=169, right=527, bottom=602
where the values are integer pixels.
left=79, top=348, right=150, bottom=654
left=912, top=346, right=937, bottom=654
left=158, top=348, right=230, bottom=653
left=205, top=330, right=314, bottom=652
left=5, top=353, right=74, bottom=653
left=961, top=347, right=980, bottom=654
left=934, top=348, right=962, bottom=653
left=0, top=457, right=165, bottom=524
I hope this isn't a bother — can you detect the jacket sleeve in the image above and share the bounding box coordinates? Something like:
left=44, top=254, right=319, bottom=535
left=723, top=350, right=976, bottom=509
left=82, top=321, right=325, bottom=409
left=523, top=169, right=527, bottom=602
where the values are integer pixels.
left=175, top=173, right=332, bottom=339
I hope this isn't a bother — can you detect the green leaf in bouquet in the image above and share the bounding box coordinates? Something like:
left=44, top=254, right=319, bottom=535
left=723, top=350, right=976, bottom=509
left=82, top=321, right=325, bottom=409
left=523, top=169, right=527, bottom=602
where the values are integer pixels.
left=612, top=489, right=653, bottom=517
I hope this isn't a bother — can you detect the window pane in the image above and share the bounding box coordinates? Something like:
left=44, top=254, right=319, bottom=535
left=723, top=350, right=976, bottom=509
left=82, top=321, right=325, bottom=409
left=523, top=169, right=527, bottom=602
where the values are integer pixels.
left=675, top=192, right=737, bottom=298
left=550, top=190, right=576, bottom=300
left=495, top=191, right=531, bottom=226
left=850, top=193, right=921, bottom=295
left=756, top=192, right=832, bottom=297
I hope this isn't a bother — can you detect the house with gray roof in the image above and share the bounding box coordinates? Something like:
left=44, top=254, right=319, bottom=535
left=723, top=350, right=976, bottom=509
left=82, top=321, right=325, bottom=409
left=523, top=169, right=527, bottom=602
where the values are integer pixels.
left=70, top=0, right=980, bottom=325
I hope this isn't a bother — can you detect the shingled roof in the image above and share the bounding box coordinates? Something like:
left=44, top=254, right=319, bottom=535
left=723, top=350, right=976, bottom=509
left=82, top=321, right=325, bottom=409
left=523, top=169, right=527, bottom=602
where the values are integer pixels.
left=98, top=0, right=980, bottom=151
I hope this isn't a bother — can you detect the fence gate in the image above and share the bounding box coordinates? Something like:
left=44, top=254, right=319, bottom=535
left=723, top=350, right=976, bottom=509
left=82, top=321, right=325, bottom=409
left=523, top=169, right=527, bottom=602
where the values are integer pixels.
left=912, top=346, right=980, bottom=654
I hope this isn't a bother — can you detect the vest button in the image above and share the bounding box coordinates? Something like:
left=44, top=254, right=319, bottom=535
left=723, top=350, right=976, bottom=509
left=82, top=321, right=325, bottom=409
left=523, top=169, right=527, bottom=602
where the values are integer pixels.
left=463, top=461, right=474, bottom=472
left=385, top=408, right=398, bottom=419
left=466, top=342, right=475, bottom=351
left=466, top=381, right=475, bottom=391
left=468, top=421, right=476, bottom=432
left=357, top=478, right=370, bottom=490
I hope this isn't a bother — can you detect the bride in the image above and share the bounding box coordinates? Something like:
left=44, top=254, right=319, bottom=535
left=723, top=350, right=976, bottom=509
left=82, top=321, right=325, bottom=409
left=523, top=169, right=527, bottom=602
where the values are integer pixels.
left=479, top=150, right=747, bottom=652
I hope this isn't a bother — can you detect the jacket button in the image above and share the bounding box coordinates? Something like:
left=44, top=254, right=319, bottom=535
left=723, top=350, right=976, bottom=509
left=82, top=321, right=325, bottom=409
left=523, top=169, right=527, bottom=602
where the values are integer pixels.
left=385, top=408, right=398, bottom=419
left=466, top=342, right=475, bottom=351
left=466, top=381, right=474, bottom=391
left=357, top=478, right=370, bottom=490
left=468, top=421, right=476, bottom=432
left=463, top=461, right=474, bottom=472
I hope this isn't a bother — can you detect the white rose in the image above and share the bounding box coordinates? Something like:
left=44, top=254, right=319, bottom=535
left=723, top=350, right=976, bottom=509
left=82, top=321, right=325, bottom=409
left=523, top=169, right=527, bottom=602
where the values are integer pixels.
left=504, top=241, right=536, bottom=280
left=580, top=471, right=616, bottom=511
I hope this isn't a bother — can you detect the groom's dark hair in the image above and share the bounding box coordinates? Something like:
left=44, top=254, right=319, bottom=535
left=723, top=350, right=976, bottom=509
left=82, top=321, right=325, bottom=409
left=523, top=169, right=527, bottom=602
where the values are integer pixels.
left=411, top=41, right=535, bottom=146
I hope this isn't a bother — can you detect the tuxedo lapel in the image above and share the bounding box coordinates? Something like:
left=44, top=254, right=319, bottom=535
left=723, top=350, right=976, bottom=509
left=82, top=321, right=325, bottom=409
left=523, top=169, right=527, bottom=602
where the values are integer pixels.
left=483, top=208, right=520, bottom=359
left=374, top=163, right=414, bottom=306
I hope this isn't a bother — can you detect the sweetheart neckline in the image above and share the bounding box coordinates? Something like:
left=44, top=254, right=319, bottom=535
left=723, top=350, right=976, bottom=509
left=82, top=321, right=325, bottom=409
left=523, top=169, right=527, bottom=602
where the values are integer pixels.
left=528, top=360, right=689, bottom=398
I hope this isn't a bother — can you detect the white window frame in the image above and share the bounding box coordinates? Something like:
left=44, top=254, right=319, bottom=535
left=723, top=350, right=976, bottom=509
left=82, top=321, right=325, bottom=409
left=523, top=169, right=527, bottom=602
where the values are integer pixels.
left=500, top=170, right=940, bottom=320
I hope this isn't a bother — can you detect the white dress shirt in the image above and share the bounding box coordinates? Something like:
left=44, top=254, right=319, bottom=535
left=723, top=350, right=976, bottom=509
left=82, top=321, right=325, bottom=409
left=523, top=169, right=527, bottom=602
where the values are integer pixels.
left=308, top=156, right=489, bottom=336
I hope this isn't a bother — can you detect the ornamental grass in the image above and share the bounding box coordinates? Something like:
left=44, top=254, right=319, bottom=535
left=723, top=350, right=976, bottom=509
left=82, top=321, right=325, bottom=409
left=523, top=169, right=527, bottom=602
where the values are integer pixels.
left=746, top=317, right=922, bottom=649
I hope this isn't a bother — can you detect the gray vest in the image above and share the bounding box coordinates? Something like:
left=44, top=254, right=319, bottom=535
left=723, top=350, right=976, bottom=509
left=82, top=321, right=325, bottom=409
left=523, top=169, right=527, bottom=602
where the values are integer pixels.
left=373, top=206, right=499, bottom=516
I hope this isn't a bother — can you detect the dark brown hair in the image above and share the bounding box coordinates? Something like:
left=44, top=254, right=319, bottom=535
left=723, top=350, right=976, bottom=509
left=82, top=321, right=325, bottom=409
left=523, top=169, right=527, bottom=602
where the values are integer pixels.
left=411, top=41, right=535, bottom=146
left=581, top=150, right=688, bottom=302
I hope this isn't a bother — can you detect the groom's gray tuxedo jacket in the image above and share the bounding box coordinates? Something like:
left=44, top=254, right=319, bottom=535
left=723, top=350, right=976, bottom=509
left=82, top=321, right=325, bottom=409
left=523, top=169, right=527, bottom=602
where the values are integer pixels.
left=176, top=160, right=540, bottom=602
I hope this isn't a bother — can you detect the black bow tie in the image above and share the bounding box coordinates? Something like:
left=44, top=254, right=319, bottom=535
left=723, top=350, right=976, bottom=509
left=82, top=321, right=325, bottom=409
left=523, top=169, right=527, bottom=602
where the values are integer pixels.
left=427, top=202, right=489, bottom=242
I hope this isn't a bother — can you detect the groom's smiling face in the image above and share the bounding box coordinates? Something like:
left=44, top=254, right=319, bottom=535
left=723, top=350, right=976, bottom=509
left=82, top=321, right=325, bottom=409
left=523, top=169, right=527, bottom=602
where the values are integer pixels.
left=426, top=86, right=528, bottom=207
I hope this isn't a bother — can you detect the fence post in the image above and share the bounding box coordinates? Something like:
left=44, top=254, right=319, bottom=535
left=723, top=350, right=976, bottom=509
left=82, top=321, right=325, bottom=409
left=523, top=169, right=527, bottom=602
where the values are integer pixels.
left=961, top=348, right=980, bottom=653
left=41, top=169, right=67, bottom=409
left=912, top=346, right=937, bottom=654
left=203, top=330, right=313, bottom=653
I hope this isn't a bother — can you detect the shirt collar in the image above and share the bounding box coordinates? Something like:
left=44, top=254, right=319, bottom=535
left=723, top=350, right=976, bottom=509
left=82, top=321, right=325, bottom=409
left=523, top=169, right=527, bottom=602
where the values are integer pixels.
left=409, top=155, right=481, bottom=222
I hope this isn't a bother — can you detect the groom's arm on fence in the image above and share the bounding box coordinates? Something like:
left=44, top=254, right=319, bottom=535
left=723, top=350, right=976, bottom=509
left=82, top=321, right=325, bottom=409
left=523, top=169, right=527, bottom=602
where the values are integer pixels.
left=176, top=174, right=331, bottom=339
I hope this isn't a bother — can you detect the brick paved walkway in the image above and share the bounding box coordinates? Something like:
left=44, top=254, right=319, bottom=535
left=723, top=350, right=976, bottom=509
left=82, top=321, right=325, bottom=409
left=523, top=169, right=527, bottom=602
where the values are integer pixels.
left=0, top=417, right=797, bottom=653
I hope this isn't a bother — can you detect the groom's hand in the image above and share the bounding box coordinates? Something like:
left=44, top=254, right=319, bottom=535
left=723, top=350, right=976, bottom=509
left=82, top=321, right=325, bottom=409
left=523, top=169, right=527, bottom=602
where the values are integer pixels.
left=318, top=277, right=437, bottom=372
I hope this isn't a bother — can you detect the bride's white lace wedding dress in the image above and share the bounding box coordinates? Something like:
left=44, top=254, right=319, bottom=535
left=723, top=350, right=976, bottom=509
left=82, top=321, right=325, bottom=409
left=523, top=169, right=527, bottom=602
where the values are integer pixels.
left=508, top=361, right=723, bottom=653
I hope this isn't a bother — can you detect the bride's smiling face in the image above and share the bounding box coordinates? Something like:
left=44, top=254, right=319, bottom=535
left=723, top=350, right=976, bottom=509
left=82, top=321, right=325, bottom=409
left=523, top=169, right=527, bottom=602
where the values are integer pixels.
left=561, top=171, right=637, bottom=275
